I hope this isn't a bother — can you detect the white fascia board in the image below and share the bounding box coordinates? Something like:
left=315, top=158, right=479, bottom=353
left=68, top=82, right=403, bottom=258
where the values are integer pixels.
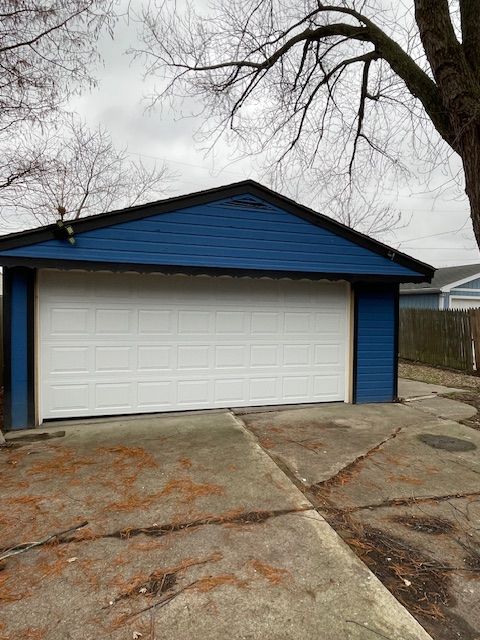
left=441, top=272, right=480, bottom=292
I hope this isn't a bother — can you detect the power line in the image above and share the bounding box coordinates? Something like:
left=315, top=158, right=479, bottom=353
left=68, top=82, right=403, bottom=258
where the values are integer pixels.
left=128, top=151, right=470, bottom=214
left=397, top=219, right=471, bottom=245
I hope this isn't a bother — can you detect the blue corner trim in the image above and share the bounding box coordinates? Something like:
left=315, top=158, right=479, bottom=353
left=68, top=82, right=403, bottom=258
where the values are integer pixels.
left=354, top=283, right=397, bottom=403
left=3, top=267, right=35, bottom=430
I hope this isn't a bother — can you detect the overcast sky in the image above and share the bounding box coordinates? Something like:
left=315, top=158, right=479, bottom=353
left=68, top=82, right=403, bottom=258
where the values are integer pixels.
left=68, top=5, right=480, bottom=271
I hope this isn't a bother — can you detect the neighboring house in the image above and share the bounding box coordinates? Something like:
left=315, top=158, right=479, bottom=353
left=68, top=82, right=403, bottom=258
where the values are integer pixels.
left=0, top=180, right=433, bottom=430
left=400, top=263, right=480, bottom=310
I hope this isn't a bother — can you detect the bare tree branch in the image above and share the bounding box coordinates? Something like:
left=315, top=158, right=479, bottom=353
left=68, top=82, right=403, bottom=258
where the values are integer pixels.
left=0, top=0, right=121, bottom=195
left=131, top=0, right=480, bottom=244
left=0, top=115, right=175, bottom=228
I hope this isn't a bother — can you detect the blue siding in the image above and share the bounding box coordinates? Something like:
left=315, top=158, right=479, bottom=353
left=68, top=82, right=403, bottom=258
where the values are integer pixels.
left=0, top=196, right=421, bottom=277
left=445, top=278, right=480, bottom=308
left=453, top=276, right=480, bottom=289
left=399, top=293, right=439, bottom=309
left=355, top=285, right=397, bottom=403
left=5, top=267, right=34, bottom=429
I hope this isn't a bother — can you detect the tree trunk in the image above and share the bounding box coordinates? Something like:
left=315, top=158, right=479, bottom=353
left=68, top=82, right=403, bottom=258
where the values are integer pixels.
left=415, top=0, right=480, bottom=248
left=460, top=127, right=480, bottom=248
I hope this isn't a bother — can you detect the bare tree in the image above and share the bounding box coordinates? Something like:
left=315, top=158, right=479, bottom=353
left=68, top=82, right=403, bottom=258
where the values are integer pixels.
left=0, top=0, right=120, bottom=191
left=1, top=116, right=173, bottom=227
left=133, top=0, right=480, bottom=242
left=321, top=182, right=402, bottom=237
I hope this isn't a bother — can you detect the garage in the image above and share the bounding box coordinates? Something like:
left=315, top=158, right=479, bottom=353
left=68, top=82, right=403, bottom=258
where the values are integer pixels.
left=449, top=297, right=480, bottom=310
left=40, top=270, right=348, bottom=419
left=0, top=180, right=433, bottom=429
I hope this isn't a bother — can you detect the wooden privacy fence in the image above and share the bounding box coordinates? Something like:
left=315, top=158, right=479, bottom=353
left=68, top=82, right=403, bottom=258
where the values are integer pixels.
left=399, top=308, right=480, bottom=371
left=0, top=296, right=2, bottom=385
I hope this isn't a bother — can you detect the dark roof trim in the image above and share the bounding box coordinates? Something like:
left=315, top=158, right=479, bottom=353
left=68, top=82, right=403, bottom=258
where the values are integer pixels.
left=0, top=180, right=434, bottom=279
left=0, top=256, right=431, bottom=282
left=400, top=288, right=441, bottom=295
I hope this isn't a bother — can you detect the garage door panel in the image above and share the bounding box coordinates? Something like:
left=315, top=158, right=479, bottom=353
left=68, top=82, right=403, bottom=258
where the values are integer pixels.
left=249, top=377, right=280, bottom=402
left=178, top=310, right=211, bottom=334
left=177, top=344, right=210, bottom=370
left=137, top=381, right=174, bottom=408
left=214, top=378, right=247, bottom=403
left=315, top=312, right=344, bottom=333
left=137, top=345, right=172, bottom=371
left=138, top=310, right=173, bottom=334
left=48, top=346, right=91, bottom=374
left=95, top=383, right=133, bottom=410
left=314, top=344, right=341, bottom=365
left=313, top=375, right=341, bottom=398
left=284, top=312, right=312, bottom=333
left=215, top=345, right=247, bottom=368
left=250, top=344, right=279, bottom=367
left=95, top=309, right=133, bottom=334
left=283, top=344, right=311, bottom=366
left=95, top=346, right=132, bottom=372
left=282, top=376, right=310, bottom=400
left=177, top=379, right=210, bottom=405
left=47, top=384, right=90, bottom=414
left=49, top=308, right=91, bottom=336
left=215, top=310, right=246, bottom=334
left=40, top=271, right=348, bottom=419
left=251, top=312, right=279, bottom=334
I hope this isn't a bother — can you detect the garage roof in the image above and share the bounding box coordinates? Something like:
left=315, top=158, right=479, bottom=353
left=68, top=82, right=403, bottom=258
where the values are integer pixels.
left=401, top=263, right=480, bottom=294
left=0, top=180, right=433, bottom=281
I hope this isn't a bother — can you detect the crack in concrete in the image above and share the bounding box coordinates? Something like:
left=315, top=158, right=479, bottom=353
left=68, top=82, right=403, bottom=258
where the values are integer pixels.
left=231, top=406, right=480, bottom=639
left=230, top=411, right=317, bottom=498
left=310, top=426, right=402, bottom=494
left=54, top=507, right=313, bottom=546
left=320, top=490, right=480, bottom=514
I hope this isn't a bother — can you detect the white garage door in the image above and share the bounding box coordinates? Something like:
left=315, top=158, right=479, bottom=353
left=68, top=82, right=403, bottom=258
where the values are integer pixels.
left=39, top=270, right=349, bottom=420
left=450, top=297, right=480, bottom=310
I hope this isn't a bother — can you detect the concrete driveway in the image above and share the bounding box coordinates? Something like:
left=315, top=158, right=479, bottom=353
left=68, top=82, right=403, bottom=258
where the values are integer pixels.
left=240, top=380, right=480, bottom=640
left=0, top=409, right=432, bottom=640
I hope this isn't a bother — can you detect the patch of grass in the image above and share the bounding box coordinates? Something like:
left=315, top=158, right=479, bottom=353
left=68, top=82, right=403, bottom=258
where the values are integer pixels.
left=399, top=361, right=480, bottom=391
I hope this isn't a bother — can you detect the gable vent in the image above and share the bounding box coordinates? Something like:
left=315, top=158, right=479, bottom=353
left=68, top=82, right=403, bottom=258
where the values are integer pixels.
left=220, top=197, right=276, bottom=211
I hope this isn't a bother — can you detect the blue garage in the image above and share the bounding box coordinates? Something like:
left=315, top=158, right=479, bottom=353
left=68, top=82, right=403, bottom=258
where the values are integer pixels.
left=0, top=181, right=433, bottom=430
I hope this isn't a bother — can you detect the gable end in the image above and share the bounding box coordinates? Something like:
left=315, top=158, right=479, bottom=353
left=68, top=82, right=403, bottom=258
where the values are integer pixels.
left=0, top=182, right=433, bottom=281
